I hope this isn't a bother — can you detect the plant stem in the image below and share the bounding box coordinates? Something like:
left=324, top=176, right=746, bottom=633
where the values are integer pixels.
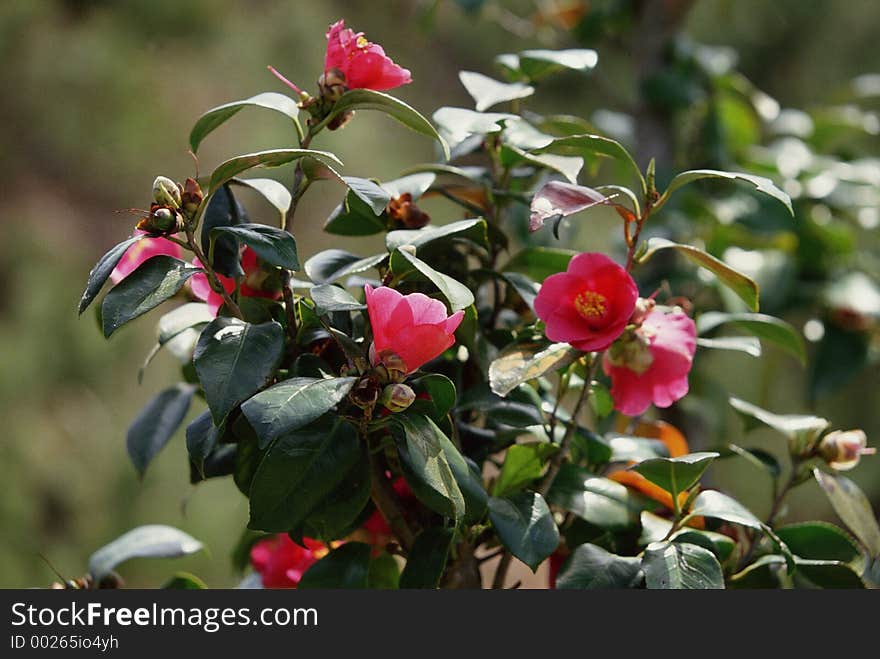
left=367, top=447, right=416, bottom=552
left=184, top=226, right=243, bottom=319
left=491, top=552, right=513, bottom=589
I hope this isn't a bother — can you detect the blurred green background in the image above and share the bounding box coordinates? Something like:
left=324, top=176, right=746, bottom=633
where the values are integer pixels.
left=1, top=0, right=877, bottom=587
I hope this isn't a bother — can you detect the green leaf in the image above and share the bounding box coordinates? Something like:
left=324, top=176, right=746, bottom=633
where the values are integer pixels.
left=304, top=249, right=387, bottom=284
left=248, top=416, right=362, bottom=532
left=459, top=70, right=534, bottom=111
left=775, top=522, right=863, bottom=564
left=304, top=458, right=372, bottom=541
left=589, top=381, right=614, bottom=419
left=399, top=528, right=455, bottom=589
left=409, top=373, right=457, bottom=421
left=503, top=247, right=576, bottom=282
left=497, top=48, right=598, bottom=81
left=88, top=525, right=203, bottom=580
left=342, top=176, right=392, bottom=215
left=193, top=318, right=285, bottom=424
left=556, top=543, right=642, bottom=589
left=241, top=376, right=357, bottom=448
left=139, top=302, right=214, bottom=383
left=729, top=397, right=829, bottom=451
left=696, top=336, right=762, bottom=357
left=489, top=342, right=580, bottom=397
left=696, top=311, right=806, bottom=364
left=726, top=444, right=782, bottom=477
left=660, top=169, right=793, bottom=215
left=640, top=514, right=736, bottom=562
left=185, top=410, right=220, bottom=478
left=201, top=183, right=246, bottom=277
left=162, top=572, right=208, bottom=590
left=368, top=552, right=400, bottom=590
left=631, top=452, right=719, bottom=497
left=101, top=256, right=201, bottom=337
left=794, top=559, right=865, bottom=589
left=391, top=248, right=474, bottom=311
left=309, top=284, right=365, bottom=314
left=814, top=469, right=880, bottom=556
left=547, top=465, right=646, bottom=530
left=488, top=492, right=559, bottom=571
left=493, top=443, right=557, bottom=497
left=638, top=238, right=760, bottom=311
left=643, top=541, right=724, bottom=589
left=298, top=542, right=371, bottom=589
left=324, top=188, right=387, bottom=236
left=501, top=145, right=583, bottom=184
left=537, top=134, right=645, bottom=194
left=381, top=172, right=436, bottom=199
left=393, top=414, right=465, bottom=520
left=690, top=490, right=762, bottom=529
left=230, top=177, right=292, bottom=226
left=210, top=223, right=299, bottom=271
left=78, top=235, right=142, bottom=314
left=208, top=149, right=341, bottom=196
left=432, top=107, right=516, bottom=150
left=317, top=89, right=449, bottom=159
left=126, top=384, right=196, bottom=477
left=500, top=272, right=539, bottom=311
left=386, top=218, right=489, bottom=252
left=189, top=92, right=300, bottom=152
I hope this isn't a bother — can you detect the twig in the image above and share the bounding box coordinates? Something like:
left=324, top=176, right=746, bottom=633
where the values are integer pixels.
left=368, top=448, right=416, bottom=552
left=184, top=226, right=243, bottom=319
left=491, top=552, right=513, bottom=589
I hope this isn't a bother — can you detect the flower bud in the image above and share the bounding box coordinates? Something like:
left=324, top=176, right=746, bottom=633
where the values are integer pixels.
left=136, top=203, right=182, bottom=235
left=381, top=383, right=416, bottom=413
left=349, top=376, right=381, bottom=410
left=605, top=328, right=654, bottom=375
left=181, top=178, right=204, bottom=218
left=153, top=176, right=182, bottom=208
left=818, top=429, right=875, bottom=471
left=318, top=67, right=349, bottom=103
left=387, top=193, right=431, bottom=229
left=373, top=349, right=409, bottom=383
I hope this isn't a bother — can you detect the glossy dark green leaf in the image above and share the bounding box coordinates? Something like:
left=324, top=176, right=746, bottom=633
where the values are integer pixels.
left=126, top=384, right=196, bottom=477
left=630, top=452, right=719, bottom=497
left=489, top=342, right=579, bottom=397
left=556, top=543, right=642, bottom=589
left=501, top=272, right=539, bottom=311
left=304, top=249, right=387, bottom=284
left=547, top=465, right=646, bottom=530
left=78, top=235, right=142, bottom=314
left=660, top=169, right=793, bottom=215
left=297, top=542, right=371, bottom=589
left=493, top=443, right=557, bottom=497
left=386, top=218, right=488, bottom=252
left=497, top=48, right=598, bottom=81
left=324, top=191, right=387, bottom=236
left=211, top=223, right=299, bottom=271
left=368, top=552, right=400, bottom=590
left=185, top=410, right=220, bottom=478
left=639, top=238, right=760, bottom=311
left=309, top=284, right=365, bottom=314
left=696, top=336, right=762, bottom=357
left=501, top=145, right=583, bottom=184
left=304, top=449, right=371, bottom=540
left=643, top=541, right=724, bottom=589
left=814, top=469, right=880, bottom=556
left=537, top=134, right=644, bottom=193
left=795, top=558, right=865, bottom=588
left=201, top=183, right=246, bottom=277
left=776, top=522, right=863, bottom=564
left=190, top=92, right=301, bottom=152
left=696, top=311, right=806, bottom=364
left=162, top=572, right=208, bottom=590
left=101, top=256, right=201, bottom=337
left=241, top=376, right=357, bottom=448
left=391, top=248, right=474, bottom=311
left=409, top=373, right=456, bottom=421
left=393, top=414, right=465, bottom=520
left=248, top=417, right=361, bottom=532
left=729, top=397, right=829, bottom=452
left=432, top=107, right=515, bottom=150
left=690, top=490, right=762, bottom=530
left=399, top=528, right=455, bottom=589
left=230, top=177, right=291, bottom=226
left=342, top=176, right=392, bottom=215
left=488, top=492, right=559, bottom=571
left=317, top=89, right=449, bottom=159
left=88, top=525, right=203, bottom=580
left=208, top=149, right=341, bottom=196
left=193, top=318, right=285, bottom=424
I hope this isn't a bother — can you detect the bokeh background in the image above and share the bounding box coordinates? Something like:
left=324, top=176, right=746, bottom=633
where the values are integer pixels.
left=1, top=0, right=877, bottom=587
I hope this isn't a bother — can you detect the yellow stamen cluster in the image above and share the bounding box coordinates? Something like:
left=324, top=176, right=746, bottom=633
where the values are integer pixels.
left=574, top=290, right=607, bottom=320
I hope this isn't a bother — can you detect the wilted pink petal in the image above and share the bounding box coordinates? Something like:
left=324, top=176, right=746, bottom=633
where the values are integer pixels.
left=365, top=285, right=463, bottom=373
left=603, top=309, right=697, bottom=416
left=534, top=252, right=638, bottom=352
left=110, top=230, right=183, bottom=284
left=325, top=20, right=412, bottom=91
left=529, top=181, right=608, bottom=232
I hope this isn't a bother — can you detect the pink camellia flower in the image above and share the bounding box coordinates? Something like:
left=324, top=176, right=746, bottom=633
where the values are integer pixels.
left=534, top=253, right=638, bottom=352
left=364, top=285, right=464, bottom=373
left=818, top=429, right=875, bottom=471
left=110, top=231, right=183, bottom=284
left=324, top=20, right=412, bottom=91
left=191, top=248, right=281, bottom=316
left=603, top=308, right=697, bottom=417
left=190, top=259, right=235, bottom=316
left=250, top=535, right=326, bottom=589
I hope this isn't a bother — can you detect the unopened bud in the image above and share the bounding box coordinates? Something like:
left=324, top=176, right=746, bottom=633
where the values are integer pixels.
left=818, top=429, right=875, bottom=471
left=387, top=193, right=431, bottom=229
left=373, top=349, right=408, bottom=383
left=381, top=383, right=416, bottom=413
left=605, top=329, right=654, bottom=375
left=350, top=376, right=381, bottom=410
left=136, top=203, right=182, bottom=235
left=318, top=68, right=349, bottom=103
left=153, top=176, right=182, bottom=208
left=181, top=178, right=204, bottom=218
